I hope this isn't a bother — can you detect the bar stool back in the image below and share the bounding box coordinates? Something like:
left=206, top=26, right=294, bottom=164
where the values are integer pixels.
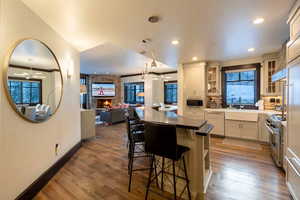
left=125, top=109, right=153, bottom=192
left=144, top=123, right=178, bottom=160
left=144, top=122, right=191, bottom=200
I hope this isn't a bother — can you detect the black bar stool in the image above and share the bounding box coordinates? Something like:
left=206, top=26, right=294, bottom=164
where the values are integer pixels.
left=125, top=109, right=157, bottom=192
left=144, top=122, right=192, bottom=200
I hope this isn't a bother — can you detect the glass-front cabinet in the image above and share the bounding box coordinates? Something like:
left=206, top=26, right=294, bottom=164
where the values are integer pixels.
left=207, top=64, right=221, bottom=96
left=262, top=53, right=282, bottom=96
left=266, top=59, right=277, bottom=94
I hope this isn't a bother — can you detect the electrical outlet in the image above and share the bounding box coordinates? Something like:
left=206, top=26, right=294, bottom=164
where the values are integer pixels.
left=55, top=143, right=60, bottom=156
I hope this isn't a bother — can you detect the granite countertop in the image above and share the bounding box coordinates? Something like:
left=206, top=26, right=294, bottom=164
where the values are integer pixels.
left=135, top=107, right=207, bottom=130
left=158, top=105, right=178, bottom=112
left=204, top=108, right=281, bottom=115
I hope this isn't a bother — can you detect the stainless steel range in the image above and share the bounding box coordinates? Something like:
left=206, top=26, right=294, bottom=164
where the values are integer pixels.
left=265, top=114, right=285, bottom=168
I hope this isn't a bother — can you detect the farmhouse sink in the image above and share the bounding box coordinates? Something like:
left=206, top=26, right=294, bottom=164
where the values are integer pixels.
left=225, top=111, right=259, bottom=122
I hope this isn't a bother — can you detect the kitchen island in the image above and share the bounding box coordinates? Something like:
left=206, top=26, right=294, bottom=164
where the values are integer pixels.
left=135, top=107, right=213, bottom=200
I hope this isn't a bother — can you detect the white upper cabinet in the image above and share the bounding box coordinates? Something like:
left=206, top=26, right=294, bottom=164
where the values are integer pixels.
left=288, top=2, right=300, bottom=64
left=289, top=7, right=300, bottom=41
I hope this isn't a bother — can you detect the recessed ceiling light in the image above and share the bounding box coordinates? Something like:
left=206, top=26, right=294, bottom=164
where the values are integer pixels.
left=253, top=18, right=264, bottom=24
left=171, top=40, right=179, bottom=45
left=192, top=56, right=198, bottom=61
left=33, top=75, right=46, bottom=79
left=148, top=16, right=160, bottom=23
left=248, top=48, right=255, bottom=52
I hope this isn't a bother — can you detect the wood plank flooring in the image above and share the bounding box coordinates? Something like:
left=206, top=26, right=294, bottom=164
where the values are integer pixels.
left=34, top=123, right=291, bottom=200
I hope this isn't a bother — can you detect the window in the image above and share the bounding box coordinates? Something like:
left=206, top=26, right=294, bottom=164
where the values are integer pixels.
left=124, top=82, right=144, bottom=104
left=8, top=79, right=42, bottom=105
left=80, top=74, right=88, bottom=109
left=80, top=77, right=86, bottom=85
left=164, top=81, right=177, bottom=104
left=224, top=69, right=257, bottom=105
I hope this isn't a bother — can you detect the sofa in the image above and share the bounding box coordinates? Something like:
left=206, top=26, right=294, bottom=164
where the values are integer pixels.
left=98, top=108, right=135, bottom=124
left=103, top=108, right=125, bottom=124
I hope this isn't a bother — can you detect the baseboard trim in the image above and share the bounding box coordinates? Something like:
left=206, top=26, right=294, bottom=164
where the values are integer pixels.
left=16, top=141, right=82, bottom=200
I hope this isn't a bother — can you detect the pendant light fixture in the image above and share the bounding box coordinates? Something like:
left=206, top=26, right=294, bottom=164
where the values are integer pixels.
left=151, top=59, right=157, bottom=68
left=140, top=39, right=159, bottom=79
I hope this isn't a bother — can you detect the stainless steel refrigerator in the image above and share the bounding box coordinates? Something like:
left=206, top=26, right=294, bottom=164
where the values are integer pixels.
left=286, top=63, right=300, bottom=200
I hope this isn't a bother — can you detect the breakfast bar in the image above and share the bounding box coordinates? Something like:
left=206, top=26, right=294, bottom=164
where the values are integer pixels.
left=135, top=107, right=213, bottom=200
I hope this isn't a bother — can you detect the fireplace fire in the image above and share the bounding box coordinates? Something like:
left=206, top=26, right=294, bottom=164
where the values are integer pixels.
left=96, top=99, right=112, bottom=108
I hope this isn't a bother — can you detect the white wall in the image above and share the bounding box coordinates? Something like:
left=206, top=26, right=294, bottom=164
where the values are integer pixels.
left=120, top=73, right=177, bottom=106
left=0, top=0, right=81, bottom=199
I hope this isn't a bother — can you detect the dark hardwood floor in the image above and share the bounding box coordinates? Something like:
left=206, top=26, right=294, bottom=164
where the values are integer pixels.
left=34, top=123, right=290, bottom=200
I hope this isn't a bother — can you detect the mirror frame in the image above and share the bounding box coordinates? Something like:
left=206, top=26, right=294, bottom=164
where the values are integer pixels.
left=3, top=38, right=64, bottom=123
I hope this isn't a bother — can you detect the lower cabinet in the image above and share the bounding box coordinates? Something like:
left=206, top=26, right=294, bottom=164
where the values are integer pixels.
left=81, top=109, right=96, bottom=140
left=241, top=121, right=259, bottom=140
left=286, top=149, right=300, bottom=200
left=204, top=111, right=225, bottom=136
left=225, top=120, right=258, bottom=140
left=259, top=114, right=269, bottom=142
left=205, top=110, right=266, bottom=141
left=225, top=120, right=240, bottom=138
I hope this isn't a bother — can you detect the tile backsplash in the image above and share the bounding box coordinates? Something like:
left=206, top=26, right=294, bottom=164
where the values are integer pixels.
left=262, top=96, right=282, bottom=110
left=207, top=96, right=223, bottom=108
left=206, top=95, right=282, bottom=110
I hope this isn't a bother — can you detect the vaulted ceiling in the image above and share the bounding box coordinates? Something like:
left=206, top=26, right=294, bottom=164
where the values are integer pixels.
left=22, top=0, right=295, bottom=74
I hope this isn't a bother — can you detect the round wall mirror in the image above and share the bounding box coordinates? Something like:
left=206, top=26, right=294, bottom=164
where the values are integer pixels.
left=3, top=39, right=63, bottom=123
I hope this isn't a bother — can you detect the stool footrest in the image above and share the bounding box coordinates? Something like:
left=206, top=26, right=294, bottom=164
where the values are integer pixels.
left=196, top=123, right=214, bottom=136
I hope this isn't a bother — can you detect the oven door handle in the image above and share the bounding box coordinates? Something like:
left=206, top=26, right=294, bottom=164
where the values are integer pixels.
left=265, top=123, right=276, bottom=135
left=286, top=156, right=300, bottom=177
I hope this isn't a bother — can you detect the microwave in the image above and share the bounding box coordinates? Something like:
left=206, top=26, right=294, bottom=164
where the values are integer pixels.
left=186, top=99, right=203, bottom=107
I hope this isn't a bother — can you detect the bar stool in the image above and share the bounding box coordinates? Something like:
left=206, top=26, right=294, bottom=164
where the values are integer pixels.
left=125, top=110, right=157, bottom=192
left=144, top=122, right=192, bottom=200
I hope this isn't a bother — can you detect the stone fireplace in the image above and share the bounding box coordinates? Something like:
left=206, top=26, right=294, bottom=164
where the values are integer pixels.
left=96, top=99, right=112, bottom=108
left=89, top=74, right=121, bottom=109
